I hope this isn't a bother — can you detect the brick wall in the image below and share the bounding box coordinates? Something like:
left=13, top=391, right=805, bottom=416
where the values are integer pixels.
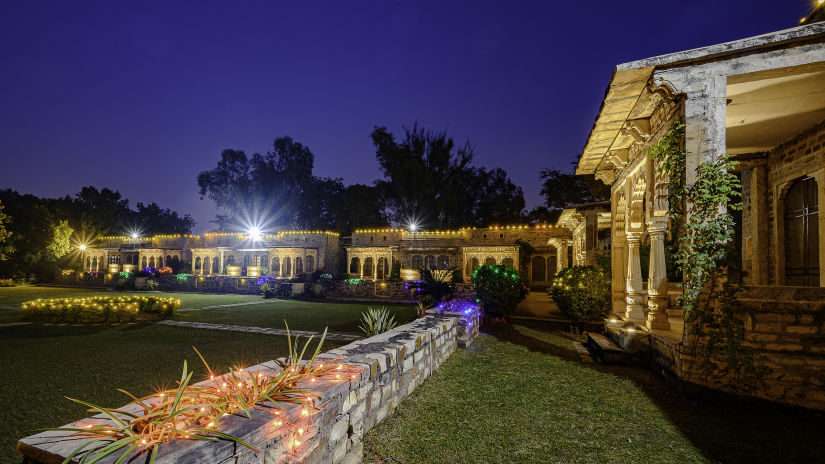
left=647, top=286, right=825, bottom=411
left=18, top=316, right=466, bottom=464
left=764, top=119, right=825, bottom=284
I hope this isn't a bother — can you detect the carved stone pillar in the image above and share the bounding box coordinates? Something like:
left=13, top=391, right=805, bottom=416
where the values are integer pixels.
left=646, top=224, right=671, bottom=330
left=625, top=232, right=645, bottom=320
left=611, top=240, right=626, bottom=315
left=192, top=255, right=197, bottom=274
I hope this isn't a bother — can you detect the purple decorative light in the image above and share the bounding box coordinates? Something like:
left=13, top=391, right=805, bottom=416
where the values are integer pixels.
left=432, top=299, right=480, bottom=315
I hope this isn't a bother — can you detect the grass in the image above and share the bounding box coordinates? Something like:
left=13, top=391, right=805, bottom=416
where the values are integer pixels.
left=364, top=324, right=825, bottom=464
left=0, top=287, right=417, bottom=334
left=174, top=299, right=417, bottom=334
left=0, top=322, right=348, bottom=464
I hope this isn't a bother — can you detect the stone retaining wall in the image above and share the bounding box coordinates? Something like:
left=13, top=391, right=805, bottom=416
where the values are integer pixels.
left=18, top=316, right=466, bottom=464
left=646, top=285, right=825, bottom=410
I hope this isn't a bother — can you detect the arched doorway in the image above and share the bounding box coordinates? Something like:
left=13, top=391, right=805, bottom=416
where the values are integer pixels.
left=484, top=257, right=496, bottom=266
left=412, top=255, right=423, bottom=270
left=363, top=257, right=374, bottom=278
left=531, top=256, right=546, bottom=281
left=784, top=176, right=819, bottom=286
left=424, top=255, right=436, bottom=270
left=271, top=257, right=280, bottom=276
left=437, top=255, right=450, bottom=269
left=282, top=257, right=291, bottom=277
left=306, top=256, right=315, bottom=273
left=295, top=257, right=304, bottom=274
left=350, top=257, right=360, bottom=274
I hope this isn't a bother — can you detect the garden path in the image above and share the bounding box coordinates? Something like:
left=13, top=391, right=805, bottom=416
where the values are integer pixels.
left=156, top=319, right=362, bottom=342
left=512, top=291, right=565, bottom=321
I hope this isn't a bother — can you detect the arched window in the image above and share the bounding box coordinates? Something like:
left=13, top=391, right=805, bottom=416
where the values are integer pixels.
left=437, top=255, right=450, bottom=270
left=167, top=255, right=172, bottom=266
left=363, top=257, right=374, bottom=278
left=350, top=257, right=360, bottom=274
left=531, top=256, right=546, bottom=281
left=149, top=257, right=156, bottom=269
left=377, top=257, right=388, bottom=279
left=212, top=258, right=219, bottom=274
left=243, top=255, right=250, bottom=270
left=502, top=257, right=514, bottom=268
left=295, top=257, right=304, bottom=274
left=484, top=257, right=496, bottom=265
left=784, top=176, right=819, bottom=286
left=424, top=255, right=436, bottom=270
left=471, top=257, right=480, bottom=274
left=412, top=255, right=423, bottom=270
left=282, top=257, right=291, bottom=277
left=194, top=257, right=201, bottom=271
left=306, top=255, right=315, bottom=273
left=142, top=256, right=147, bottom=268
left=227, top=255, right=235, bottom=266
left=271, top=257, right=280, bottom=276
left=202, top=257, right=210, bottom=275
left=92, top=256, right=98, bottom=271
left=86, top=256, right=91, bottom=270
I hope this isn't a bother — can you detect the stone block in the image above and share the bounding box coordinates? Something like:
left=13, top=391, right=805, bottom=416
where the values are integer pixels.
left=785, top=325, right=819, bottom=335
left=330, top=415, right=350, bottom=443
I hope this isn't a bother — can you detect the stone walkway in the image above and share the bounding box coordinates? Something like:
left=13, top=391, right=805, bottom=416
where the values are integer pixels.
left=512, top=291, right=566, bottom=322
left=156, top=320, right=362, bottom=342
left=178, top=300, right=274, bottom=312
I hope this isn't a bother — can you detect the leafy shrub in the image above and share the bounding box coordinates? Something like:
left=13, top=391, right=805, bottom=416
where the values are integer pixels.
left=144, top=279, right=159, bottom=291
left=21, top=295, right=180, bottom=322
left=549, top=265, right=610, bottom=324
left=263, top=283, right=293, bottom=299
left=471, top=264, right=526, bottom=318
left=308, top=283, right=326, bottom=298
left=359, top=307, right=398, bottom=337
left=259, top=283, right=273, bottom=295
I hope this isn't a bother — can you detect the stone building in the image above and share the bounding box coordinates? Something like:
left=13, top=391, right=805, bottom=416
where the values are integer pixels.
left=557, top=201, right=612, bottom=267
left=84, top=231, right=342, bottom=278
left=578, top=22, right=825, bottom=409
left=345, top=225, right=572, bottom=285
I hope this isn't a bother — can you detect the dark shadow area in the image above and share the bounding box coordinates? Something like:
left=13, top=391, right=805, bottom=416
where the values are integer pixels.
left=487, top=321, right=825, bottom=464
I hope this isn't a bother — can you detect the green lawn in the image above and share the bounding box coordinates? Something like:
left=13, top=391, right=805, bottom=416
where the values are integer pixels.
left=364, top=324, right=825, bottom=464
left=0, top=322, right=347, bottom=464
left=174, top=299, right=417, bottom=334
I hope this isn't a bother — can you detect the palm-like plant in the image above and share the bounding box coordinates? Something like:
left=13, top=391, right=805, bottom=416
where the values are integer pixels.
left=417, top=267, right=458, bottom=302
left=358, top=307, right=398, bottom=337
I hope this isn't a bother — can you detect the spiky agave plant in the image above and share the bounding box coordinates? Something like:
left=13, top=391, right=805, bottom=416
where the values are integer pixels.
left=50, top=323, right=359, bottom=464
left=358, top=307, right=398, bottom=337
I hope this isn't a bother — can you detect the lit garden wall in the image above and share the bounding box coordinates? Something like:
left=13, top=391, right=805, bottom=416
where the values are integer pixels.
left=18, top=315, right=469, bottom=464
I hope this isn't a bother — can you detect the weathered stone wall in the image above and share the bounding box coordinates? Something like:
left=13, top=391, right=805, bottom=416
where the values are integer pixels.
left=647, top=286, right=825, bottom=410
left=18, top=316, right=462, bottom=464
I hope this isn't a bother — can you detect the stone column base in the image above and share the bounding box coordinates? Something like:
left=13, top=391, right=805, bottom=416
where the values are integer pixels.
left=646, top=311, right=671, bottom=330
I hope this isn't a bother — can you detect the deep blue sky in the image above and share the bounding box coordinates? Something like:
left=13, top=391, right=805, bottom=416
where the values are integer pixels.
left=0, top=1, right=811, bottom=232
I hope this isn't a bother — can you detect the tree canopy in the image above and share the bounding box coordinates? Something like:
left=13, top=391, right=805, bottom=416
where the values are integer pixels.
left=0, top=188, right=194, bottom=280
left=528, top=163, right=610, bottom=222
left=371, top=123, right=526, bottom=228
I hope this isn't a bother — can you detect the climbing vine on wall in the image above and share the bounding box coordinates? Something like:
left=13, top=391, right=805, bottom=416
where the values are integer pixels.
left=646, top=122, right=767, bottom=392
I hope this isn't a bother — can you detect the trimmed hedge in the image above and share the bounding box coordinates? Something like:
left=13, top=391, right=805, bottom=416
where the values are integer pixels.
left=21, top=296, right=181, bottom=323
left=549, top=266, right=610, bottom=323
left=472, top=264, right=527, bottom=318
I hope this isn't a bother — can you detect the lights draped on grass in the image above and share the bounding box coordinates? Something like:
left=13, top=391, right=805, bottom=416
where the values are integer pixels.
left=51, top=324, right=358, bottom=464
left=21, top=296, right=182, bottom=323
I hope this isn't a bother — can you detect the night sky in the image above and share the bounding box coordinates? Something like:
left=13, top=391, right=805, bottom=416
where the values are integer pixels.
left=0, top=1, right=811, bottom=232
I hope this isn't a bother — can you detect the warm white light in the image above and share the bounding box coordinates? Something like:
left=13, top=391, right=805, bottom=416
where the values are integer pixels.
left=131, top=233, right=139, bottom=239
left=78, top=244, right=87, bottom=251
left=248, top=227, right=262, bottom=241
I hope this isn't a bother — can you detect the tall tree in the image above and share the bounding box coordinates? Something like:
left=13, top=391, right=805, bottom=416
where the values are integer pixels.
left=332, top=184, right=389, bottom=234
left=537, top=163, right=610, bottom=212
left=198, top=137, right=340, bottom=231
left=0, top=200, right=13, bottom=261
left=371, top=123, right=525, bottom=228
left=46, top=220, right=73, bottom=260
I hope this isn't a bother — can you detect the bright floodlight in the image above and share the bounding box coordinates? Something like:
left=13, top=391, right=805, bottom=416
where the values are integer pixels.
left=407, top=219, right=419, bottom=232
left=131, top=233, right=139, bottom=239
left=248, top=227, right=262, bottom=241
left=78, top=244, right=87, bottom=251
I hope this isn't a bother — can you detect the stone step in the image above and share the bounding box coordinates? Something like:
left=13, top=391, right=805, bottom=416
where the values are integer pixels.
left=604, top=325, right=651, bottom=364
left=585, top=332, right=629, bottom=364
